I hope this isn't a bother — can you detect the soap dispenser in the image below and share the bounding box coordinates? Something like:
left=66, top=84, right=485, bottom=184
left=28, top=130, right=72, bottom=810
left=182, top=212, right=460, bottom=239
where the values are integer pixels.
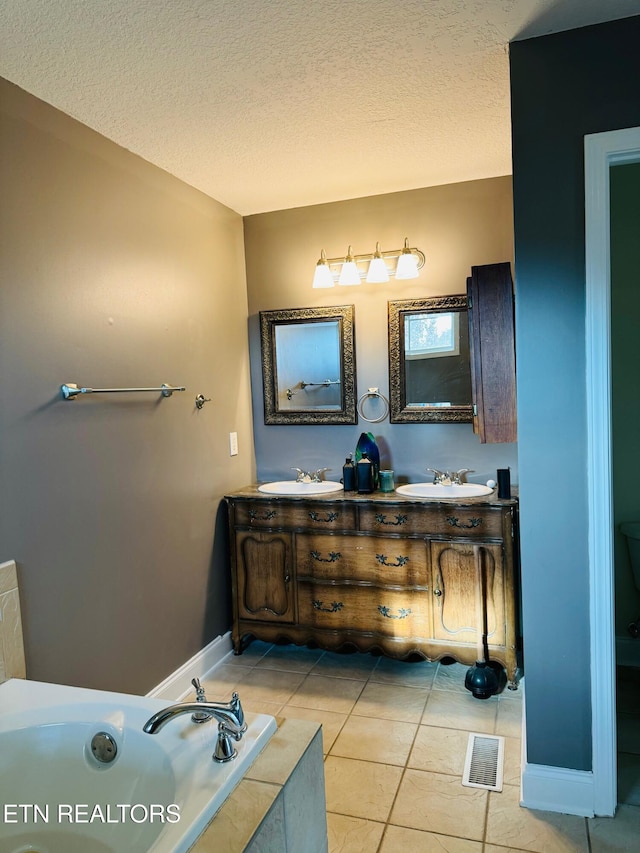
left=342, top=454, right=356, bottom=492
left=356, top=453, right=375, bottom=494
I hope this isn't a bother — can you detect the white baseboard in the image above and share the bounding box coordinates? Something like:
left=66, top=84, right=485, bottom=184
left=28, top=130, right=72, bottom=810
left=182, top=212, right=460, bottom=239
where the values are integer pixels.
left=521, top=763, right=595, bottom=817
left=616, top=635, right=640, bottom=668
left=146, top=631, right=233, bottom=701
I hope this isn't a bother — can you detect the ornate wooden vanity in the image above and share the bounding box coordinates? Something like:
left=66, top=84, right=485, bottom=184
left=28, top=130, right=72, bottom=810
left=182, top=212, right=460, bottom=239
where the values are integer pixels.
left=225, top=488, right=520, bottom=688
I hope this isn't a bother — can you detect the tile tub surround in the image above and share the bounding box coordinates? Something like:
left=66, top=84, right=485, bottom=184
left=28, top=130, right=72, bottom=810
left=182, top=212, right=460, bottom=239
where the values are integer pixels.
left=189, top=717, right=327, bottom=853
left=203, top=642, right=640, bottom=852
left=0, top=560, right=26, bottom=683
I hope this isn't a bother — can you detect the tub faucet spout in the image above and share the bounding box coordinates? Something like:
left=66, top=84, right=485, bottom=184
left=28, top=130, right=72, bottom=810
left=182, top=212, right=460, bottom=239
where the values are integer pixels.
left=143, top=691, right=247, bottom=740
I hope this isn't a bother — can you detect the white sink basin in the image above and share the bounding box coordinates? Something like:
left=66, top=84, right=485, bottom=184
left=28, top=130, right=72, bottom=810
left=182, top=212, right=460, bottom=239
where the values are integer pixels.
left=395, top=483, right=494, bottom=499
left=258, top=481, right=344, bottom=496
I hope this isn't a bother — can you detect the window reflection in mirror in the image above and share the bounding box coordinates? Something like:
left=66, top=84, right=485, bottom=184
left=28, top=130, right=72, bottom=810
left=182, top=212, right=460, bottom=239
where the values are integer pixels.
left=389, top=296, right=474, bottom=423
left=260, top=305, right=357, bottom=425
left=404, top=310, right=471, bottom=407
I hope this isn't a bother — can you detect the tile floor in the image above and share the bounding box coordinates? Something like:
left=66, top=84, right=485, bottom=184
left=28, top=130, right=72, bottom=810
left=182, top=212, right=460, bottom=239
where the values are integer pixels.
left=202, top=644, right=640, bottom=852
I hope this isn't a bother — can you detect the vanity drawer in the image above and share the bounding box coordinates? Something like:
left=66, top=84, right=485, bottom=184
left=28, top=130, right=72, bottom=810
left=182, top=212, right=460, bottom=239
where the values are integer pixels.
left=234, top=500, right=357, bottom=531
left=296, top=533, right=428, bottom=588
left=358, top=504, right=504, bottom=539
left=297, top=581, right=430, bottom=638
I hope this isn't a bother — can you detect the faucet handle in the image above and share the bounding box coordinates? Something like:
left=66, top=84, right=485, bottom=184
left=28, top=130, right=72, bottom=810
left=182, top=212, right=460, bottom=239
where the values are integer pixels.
left=192, top=677, right=207, bottom=701
left=191, top=678, right=210, bottom=723
left=452, top=468, right=473, bottom=485
left=427, top=468, right=445, bottom=484
left=313, top=467, right=330, bottom=482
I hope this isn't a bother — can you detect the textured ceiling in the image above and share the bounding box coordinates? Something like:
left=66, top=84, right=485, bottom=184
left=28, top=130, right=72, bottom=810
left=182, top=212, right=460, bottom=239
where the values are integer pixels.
left=1, top=0, right=639, bottom=214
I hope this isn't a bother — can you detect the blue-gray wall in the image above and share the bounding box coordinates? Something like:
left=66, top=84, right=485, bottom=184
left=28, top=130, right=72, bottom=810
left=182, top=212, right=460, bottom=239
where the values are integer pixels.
left=510, top=16, right=640, bottom=771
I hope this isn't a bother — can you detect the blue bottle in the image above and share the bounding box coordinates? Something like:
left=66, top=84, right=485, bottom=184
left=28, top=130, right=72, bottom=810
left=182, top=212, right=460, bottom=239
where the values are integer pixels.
left=342, top=455, right=356, bottom=492
left=356, top=453, right=375, bottom=494
left=355, top=432, right=380, bottom=488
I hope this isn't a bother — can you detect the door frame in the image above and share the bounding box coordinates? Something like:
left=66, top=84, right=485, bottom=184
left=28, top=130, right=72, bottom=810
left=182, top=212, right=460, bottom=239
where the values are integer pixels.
left=585, top=124, right=640, bottom=816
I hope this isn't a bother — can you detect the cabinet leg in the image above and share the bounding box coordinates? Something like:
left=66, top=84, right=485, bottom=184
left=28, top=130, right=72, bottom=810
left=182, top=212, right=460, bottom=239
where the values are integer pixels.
left=506, top=665, right=521, bottom=691
left=233, top=633, right=256, bottom=655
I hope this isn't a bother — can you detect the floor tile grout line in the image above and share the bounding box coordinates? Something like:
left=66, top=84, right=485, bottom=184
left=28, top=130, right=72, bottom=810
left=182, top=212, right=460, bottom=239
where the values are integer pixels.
left=482, top=783, right=492, bottom=846
left=584, top=814, right=593, bottom=853
left=377, top=702, right=426, bottom=845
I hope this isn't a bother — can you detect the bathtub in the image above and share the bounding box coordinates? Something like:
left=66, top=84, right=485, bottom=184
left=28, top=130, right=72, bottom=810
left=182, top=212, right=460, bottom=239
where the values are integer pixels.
left=0, top=678, right=277, bottom=853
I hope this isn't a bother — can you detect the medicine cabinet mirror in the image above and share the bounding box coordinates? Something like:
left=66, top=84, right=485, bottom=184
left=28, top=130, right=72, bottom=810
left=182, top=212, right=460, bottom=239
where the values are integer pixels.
left=260, top=305, right=357, bottom=425
left=388, top=295, right=473, bottom=423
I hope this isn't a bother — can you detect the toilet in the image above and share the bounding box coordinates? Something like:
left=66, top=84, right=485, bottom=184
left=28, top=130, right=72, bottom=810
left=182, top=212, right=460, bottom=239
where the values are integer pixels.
left=620, top=522, right=640, bottom=637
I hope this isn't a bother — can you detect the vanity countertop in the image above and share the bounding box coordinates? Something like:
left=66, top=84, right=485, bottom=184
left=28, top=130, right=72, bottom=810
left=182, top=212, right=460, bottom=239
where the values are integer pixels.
left=225, top=485, right=518, bottom=507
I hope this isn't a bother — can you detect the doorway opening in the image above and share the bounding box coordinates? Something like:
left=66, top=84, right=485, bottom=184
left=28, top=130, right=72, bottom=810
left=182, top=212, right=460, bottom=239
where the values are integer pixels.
left=585, top=125, right=640, bottom=816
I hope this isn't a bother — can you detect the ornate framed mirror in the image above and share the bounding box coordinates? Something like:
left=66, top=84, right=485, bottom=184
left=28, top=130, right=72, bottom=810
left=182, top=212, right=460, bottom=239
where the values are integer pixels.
left=260, top=305, right=357, bottom=425
left=388, top=295, right=473, bottom=423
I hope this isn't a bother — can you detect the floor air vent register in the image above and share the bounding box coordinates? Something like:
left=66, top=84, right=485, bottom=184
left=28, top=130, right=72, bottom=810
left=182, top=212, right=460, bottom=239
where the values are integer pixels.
left=462, top=733, right=505, bottom=792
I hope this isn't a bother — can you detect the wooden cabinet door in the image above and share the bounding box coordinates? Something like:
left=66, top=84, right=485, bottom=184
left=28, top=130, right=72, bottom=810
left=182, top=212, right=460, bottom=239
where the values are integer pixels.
left=235, top=531, right=295, bottom=623
left=429, top=540, right=506, bottom=647
left=467, top=262, right=517, bottom=444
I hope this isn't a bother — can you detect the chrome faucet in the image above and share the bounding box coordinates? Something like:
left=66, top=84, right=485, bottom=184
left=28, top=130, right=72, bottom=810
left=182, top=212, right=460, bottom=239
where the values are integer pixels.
left=291, top=467, right=330, bottom=483
left=143, top=679, right=247, bottom=762
left=427, top=468, right=473, bottom=485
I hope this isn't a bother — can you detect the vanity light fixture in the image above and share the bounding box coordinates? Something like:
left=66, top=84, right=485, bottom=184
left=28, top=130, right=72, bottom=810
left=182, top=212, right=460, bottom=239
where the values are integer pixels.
left=312, top=238, right=425, bottom=288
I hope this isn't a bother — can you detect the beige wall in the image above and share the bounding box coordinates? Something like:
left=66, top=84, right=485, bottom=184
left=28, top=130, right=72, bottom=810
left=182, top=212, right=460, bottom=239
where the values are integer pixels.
left=243, top=178, right=518, bottom=485
left=0, top=78, right=255, bottom=692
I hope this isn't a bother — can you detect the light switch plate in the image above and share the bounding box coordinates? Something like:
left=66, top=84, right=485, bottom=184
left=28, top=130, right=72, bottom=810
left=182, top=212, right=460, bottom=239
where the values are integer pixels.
left=229, top=432, right=238, bottom=456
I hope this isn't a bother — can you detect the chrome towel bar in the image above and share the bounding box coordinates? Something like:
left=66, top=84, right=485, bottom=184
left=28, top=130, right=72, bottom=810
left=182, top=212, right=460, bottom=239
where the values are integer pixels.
left=61, top=383, right=186, bottom=400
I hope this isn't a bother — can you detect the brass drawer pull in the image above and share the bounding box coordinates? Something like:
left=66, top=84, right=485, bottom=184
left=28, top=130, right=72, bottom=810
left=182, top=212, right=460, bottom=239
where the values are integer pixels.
left=446, top=516, right=482, bottom=529
left=378, top=605, right=412, bottom=619
left=374, top=513, right=408, bottom=526
left=376, top=554, right=409, bottom=567
left=434, top=572, right=443, bottom=598
left=310, top=550, right=341, bottom=563
left=308, top=510, right=339, bottom=523
left=313, top=600, right=344, bottom=613
left=249, top=509, right=277, bottom=521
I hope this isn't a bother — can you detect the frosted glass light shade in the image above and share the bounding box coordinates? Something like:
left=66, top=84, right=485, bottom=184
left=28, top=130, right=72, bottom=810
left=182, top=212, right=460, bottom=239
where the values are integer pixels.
left=338, top=246, right=361, bottom=285
left=313, top=261, right=335, bottom=288
left=395, top=250, right=419, bottom=280
left=338, top=262, right=361, bottom=285
left=366, top=244, right=390, bottom=283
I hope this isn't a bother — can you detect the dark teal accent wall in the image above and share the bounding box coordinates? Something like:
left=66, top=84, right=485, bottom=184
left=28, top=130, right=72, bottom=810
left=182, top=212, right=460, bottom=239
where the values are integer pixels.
left=510, top=16, right=640, bottom=771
